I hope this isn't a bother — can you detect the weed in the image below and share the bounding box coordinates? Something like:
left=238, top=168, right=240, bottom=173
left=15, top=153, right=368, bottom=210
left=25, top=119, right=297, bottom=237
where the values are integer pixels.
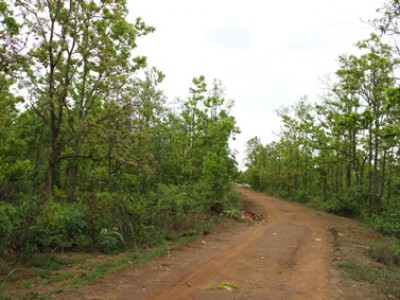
left=335, top=258, right=400, bottom=298
left=29, top=254, right=62, bottom=270
left=22, top=279, right=35, bottom=289
left=335, top=260, right=380, bottom=282
left=335, top=260, right=354, bottom=270
left=223, top=208, right=241, bottom=218
left=369, top=237, right=400, bottom=267
left=208, top=282, right=240, bottom=291
left=384, top=286, right=400, bottom=299
left=98, top=228, right=125, bottom=253
left=31, top=269, right=51, bottom=279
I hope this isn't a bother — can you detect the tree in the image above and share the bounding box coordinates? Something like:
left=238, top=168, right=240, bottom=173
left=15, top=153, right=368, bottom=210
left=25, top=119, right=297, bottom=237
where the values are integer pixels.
left=0, top=0, right=30, bottom=201
left=336, top=35, right=397, bottom=210
left=16, top=0, right=154, bottom=198
left=244, top=34, right=399, bottom=214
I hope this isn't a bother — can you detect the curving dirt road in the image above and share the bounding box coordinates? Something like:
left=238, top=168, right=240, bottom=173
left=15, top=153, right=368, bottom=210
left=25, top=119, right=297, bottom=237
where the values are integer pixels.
left=58, top=188, right=337, bottom=300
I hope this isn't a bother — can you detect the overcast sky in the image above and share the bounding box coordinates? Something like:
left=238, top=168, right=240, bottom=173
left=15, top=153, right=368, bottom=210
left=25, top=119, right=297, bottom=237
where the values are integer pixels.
left=128, top=0, right=384, bottom=168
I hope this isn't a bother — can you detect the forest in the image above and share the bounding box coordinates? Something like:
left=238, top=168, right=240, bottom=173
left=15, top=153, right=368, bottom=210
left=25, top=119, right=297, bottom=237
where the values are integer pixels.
left=0, top=0, right=239, bottom=256
left=243, top=2, right=400, bottom=238
left=1, top=0, right=400, bottom=262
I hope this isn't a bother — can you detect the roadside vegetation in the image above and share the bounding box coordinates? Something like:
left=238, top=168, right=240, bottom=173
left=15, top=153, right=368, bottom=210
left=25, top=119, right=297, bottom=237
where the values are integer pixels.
left=0, top=213, right=221, bottom=299
left=243, top=1, right=400, bottom=240
left=330, top=223, right=400, bottom=299
left=0, top=0, right=240, bottom=284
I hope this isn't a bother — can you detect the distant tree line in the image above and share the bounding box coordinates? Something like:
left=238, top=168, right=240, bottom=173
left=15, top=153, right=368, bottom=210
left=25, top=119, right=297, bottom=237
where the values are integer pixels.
left=244, top=1, right=400, bottom=237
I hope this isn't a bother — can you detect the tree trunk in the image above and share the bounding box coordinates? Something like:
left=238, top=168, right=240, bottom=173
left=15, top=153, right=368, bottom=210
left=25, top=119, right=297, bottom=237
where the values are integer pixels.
left=45, top=136, right=59, bottom=198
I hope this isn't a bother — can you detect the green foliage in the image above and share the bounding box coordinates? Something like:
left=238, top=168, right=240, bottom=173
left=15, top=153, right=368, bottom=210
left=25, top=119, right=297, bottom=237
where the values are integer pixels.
left=223, top=208, right=241, bottom=218
left=22, top=202, right=88, bottom=252
left=0, top=202, right=19, bottom=254
left=322, top=196, right=361, bottom=218
left=289, top=190, right=311, bottom=204
left=28, top=254, right=62, bottom=270
left=151, top=184, right=200, bottom=232
left=368, top=206, right=400, bottom=238
left=0, top=0, right=20, bottom=35
left=243, top=30, right=400, bottom=232
left=0, top=0, right=239, bottom=259
left=209, top=282, right=240, bottom=291
left=98, top=228, right=125, bottom=253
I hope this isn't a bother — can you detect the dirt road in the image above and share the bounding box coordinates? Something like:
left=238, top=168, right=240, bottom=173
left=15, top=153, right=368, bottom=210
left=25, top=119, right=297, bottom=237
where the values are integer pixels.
left=58, top=188, right=337, bottom=299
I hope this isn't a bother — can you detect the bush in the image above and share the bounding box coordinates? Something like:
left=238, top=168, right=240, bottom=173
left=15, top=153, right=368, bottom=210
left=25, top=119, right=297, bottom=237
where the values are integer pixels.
left=289, top=190, right=311, bottom=203
left=0, top=202, right=20, bottom=254
left=322, top=196, right=361, bottom=217
left=98, top=228, right=125, bottom=253
left=369, top=206, right=400, bottom=238
left=151, top=184, right=200, bottom=232
left=14, top=200, right=90, bottom=253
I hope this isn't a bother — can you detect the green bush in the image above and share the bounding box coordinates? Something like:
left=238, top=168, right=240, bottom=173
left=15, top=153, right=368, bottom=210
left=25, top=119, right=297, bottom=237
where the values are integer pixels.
left=0, top=181, right=238, bottom=256
left=369, top=206, right=400, bottom=238
left=98, top=228, right=125, bottom=253
left=150, top=184, right=199, bottom=232
left=14, top=201, right=89, bottom=252
left=289, top=190, right=311, bottom=203
left=322, top=196, right=361, bottom=217
left=0, top=202, right=20, bottom=254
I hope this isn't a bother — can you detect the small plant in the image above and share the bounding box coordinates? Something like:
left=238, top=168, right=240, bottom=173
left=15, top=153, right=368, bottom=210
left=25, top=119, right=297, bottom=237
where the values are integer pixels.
left=223, top=208, right=241, bottom=219
left=209, top=282, right=239, bottom=291
left=98, top=228, right=125, bottom=253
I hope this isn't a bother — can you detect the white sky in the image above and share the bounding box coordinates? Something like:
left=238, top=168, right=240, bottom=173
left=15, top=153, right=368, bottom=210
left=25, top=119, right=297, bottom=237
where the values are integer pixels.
left=128, top=0, right=384, bottom=169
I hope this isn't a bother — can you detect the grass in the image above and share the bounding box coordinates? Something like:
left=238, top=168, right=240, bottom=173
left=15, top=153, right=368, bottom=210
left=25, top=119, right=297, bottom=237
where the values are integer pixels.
left=40, top=233, right=204, bottom=298
left=335, top=258, right=400, bottom=299
left=369, top=237, right=400, bottom=267
left=332, top=227, right=400, bottom=299
left=28, top=254, right=63, bottom=270
left=335, top=260, right=381, bottom=282
left=368, top=237, right=400, bottom=298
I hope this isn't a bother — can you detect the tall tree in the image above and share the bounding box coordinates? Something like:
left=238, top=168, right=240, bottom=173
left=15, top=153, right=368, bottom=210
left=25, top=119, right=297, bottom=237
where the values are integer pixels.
left=16, top=0, right=154, bottom=198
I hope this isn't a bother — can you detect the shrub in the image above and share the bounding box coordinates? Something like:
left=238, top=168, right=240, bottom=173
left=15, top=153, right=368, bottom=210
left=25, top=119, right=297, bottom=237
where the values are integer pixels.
left=151, top=184, right=198, bottom=232
left=322, top=196, right=360, bottom=217
left=289, top=190, right=310, bottom=203
left=98, top=228, right=125, bottom=253
left=0, top=202, right=20, bottom=254
left=369, top=206, right=400, bottom=238
left=15, top=201, right=89, bottom=252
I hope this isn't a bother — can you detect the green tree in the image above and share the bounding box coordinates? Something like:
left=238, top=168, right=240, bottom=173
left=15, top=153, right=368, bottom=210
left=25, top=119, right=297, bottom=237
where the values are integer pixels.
left=16, top=0, right=154, bottom=198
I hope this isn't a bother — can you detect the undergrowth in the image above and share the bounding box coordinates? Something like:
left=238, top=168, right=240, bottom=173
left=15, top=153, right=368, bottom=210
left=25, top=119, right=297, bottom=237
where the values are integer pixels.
left=0, top=211, right=223, bottom=299
left=333, top=225, right=400, bottom=299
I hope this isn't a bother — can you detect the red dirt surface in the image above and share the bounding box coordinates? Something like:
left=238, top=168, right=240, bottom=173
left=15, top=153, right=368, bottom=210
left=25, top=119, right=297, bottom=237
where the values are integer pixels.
left=57, top=188, right=339, bottom=299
